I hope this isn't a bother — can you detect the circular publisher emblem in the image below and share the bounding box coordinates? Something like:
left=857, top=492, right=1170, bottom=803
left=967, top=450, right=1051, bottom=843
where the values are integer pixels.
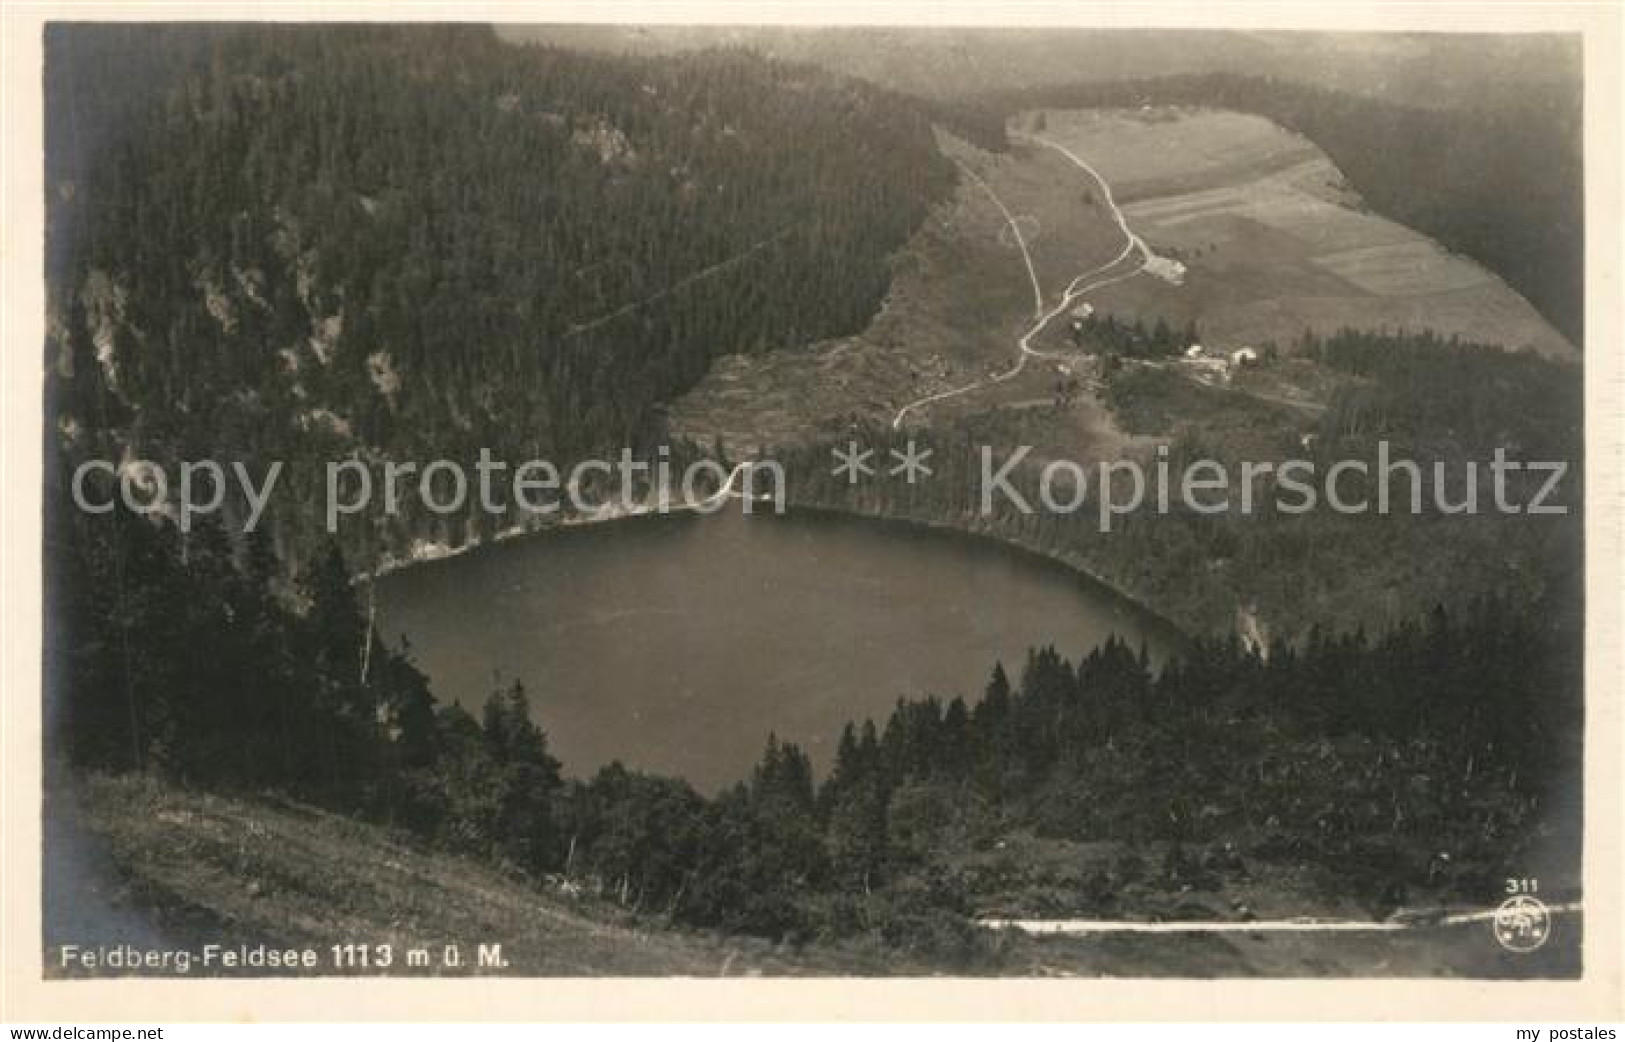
left=1493, top=895, right=1552, bottom=953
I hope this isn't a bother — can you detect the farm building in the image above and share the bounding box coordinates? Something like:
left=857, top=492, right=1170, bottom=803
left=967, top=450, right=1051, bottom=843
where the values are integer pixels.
left=1142, top=254, right=1187, bottom=284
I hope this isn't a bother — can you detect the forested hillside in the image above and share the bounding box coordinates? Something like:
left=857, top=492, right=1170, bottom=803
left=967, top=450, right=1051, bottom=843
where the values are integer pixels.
left=515, top=29, right=1583, bottom=346
left=778, top=330, right=1583, bottom=641
left=41, top=27, right=1586, bottom=967
left=48, top=327, right=1586, bottom=948
left=45, top=25, right=953, bottom=566
left=50, top=484, right=1580, bottom=958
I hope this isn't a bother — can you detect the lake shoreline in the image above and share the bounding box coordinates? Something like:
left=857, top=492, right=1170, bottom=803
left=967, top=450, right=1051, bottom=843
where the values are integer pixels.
left=370, top=491, right=1186, bottom=788
left=361, top=491, right=1195, bottom=651
left=773, top=499, right=1194, bottom=648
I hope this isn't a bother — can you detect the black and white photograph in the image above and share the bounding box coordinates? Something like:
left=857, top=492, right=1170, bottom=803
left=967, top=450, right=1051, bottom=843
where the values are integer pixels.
left=6, top=2, right=1622, bottom=1023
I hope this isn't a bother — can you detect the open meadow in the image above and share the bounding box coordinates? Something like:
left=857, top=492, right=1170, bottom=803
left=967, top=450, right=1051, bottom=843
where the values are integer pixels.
left=1043, top=108, right=1574, bottom=360
left=670, top=106, right=1573, bottom=463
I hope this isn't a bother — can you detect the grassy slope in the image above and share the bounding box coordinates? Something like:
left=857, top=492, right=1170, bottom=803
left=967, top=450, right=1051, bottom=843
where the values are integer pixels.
left=671, top=106, right=1571, bottom=464
left=46, top=775, right=1581, bottom=979
left=46, top=775, right=834, bottom=976
left=665, top=131, right=1132, bottom=457
left=668, top=130, right=1158, bottom=463
left=1037, top=108, right=1573, bottom=359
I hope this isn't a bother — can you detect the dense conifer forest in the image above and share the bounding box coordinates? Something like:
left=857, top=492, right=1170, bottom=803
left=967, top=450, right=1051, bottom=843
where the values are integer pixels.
left=46, top=25, right=954, bottom=566
left=49, top=481, right=1580, bottom=957
left=43, top=27, right=1585, bottom=960
left=779, top=330, right=1583, bottom=640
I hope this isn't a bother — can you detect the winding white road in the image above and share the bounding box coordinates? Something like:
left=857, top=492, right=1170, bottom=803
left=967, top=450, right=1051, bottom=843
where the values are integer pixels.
left=891, top=135, right=1155, bottom=430
left=980, top=900, right=1584, bottom=937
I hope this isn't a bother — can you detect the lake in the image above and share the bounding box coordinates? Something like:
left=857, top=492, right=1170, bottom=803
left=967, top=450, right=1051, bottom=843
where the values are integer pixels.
left=373, top=507, right=1177, bottom=791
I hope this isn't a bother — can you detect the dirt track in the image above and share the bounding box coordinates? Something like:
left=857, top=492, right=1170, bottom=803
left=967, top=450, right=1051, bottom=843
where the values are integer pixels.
left=892, top=137, right=1156, bottom=429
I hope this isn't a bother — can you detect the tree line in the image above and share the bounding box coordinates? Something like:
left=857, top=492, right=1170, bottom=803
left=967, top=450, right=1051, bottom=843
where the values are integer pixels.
left=778, top=328, right=1581, bottom=643
left=50, top=465, right=1579, bottom=959
left=1073, top=311, right=1199, bottom=359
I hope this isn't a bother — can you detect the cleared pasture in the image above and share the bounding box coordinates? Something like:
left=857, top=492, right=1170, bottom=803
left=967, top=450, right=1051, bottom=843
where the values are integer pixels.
left=669, top=132, right=1131, bottom=453
left=671, top=106, right=1573, bottom=457
left=1039, top=108, right=1574, bottom=358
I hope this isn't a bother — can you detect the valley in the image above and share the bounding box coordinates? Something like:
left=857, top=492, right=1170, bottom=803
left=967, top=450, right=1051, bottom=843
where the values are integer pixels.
left=38, top=25, right=1588, bottom=981
left=672, top=105, right=1571, bottom=461
left=670, top=104, right=1580, bottom=643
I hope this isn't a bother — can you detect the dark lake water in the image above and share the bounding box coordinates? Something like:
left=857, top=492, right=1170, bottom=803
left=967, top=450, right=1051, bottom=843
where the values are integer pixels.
left=373, top=508, right=1176, bottom=791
